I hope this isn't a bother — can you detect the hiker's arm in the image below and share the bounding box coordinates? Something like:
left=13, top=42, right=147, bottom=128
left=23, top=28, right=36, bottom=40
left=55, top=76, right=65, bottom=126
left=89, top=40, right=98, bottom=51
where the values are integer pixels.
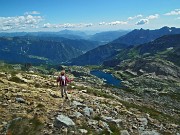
left=66, top=77, right=73, bottom=83
left=56, top=77, right=60, bottom=87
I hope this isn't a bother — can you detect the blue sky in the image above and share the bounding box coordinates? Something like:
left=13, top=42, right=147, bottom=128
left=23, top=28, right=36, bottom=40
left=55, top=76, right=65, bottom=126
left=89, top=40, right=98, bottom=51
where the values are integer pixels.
left=0, top=0, right=180, bottom=32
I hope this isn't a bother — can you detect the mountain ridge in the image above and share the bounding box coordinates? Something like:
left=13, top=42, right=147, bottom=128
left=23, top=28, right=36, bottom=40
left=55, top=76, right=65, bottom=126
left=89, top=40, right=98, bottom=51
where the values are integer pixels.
left=112, top=26, right=180, bottom=45
left=70, top=27, right=180, bottom=66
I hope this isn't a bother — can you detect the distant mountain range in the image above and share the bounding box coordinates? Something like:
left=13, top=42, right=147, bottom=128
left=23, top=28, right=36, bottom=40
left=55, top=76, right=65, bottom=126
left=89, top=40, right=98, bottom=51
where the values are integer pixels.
left=70, top=27, right=180, bottom=66
left=0, top=29, right=129, bottom=44
left=89, top=30, right=129, bottom=44
left=0, top=36, right=98, bottom=64
left=0, top=26, right=180, bottom=66
left=112, top=26, right=180, bottom=45
left=0, top=30, right=87, bottom=40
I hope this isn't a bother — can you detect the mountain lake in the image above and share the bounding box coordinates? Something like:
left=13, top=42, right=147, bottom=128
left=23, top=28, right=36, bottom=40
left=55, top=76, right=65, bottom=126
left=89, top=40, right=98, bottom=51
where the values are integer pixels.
left=90, top=70, right=121, bottom=87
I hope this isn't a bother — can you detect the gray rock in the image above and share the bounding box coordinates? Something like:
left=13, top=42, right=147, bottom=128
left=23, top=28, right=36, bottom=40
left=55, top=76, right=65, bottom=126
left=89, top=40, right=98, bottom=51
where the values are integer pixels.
left=102, top=116, right=122, bottom=124
left=121, top=130, right=130, bottom=135
left=50, top=92, right=60, bottom=98
left=72, top=101, right=86, bottom=108
left=137, top=118, right=148, bottom=126
left=73, top=111, right=83, bottom=118
left=112, top=119, right=122, bottom=124
left=139, top=126, right=145, bottom=132
left=79, top=129, right=88, bottom=134
left=101, top=116, right=113, bottom=122
left=140, top=130, right=160, bottom=135
left=88, top=120, right=98, bottom=126
left=54, top=115, right=75, bottom=128
left=83, top=106, right=93, bottom=117
left=15, top=97, right=25, bottom=103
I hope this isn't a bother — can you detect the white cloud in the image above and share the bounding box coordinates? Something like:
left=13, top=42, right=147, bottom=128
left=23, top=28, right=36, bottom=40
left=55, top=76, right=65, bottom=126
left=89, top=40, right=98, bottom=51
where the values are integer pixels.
left=24, top=11, right=40, bottom=15
left=128, top=14, right=143, bottom=20
left=0, top=26, right=13, bottom=31
left=99, top=21, right=128, bottom=26
left=0, top=14, right=43, bottom=31
left=63, top=23, right=76, bottom=28
left=99, top=22, right=107, bottom=25
left=147, top=14, right=159, bottom=20
left=42, top=23, right=93, bottom=29
left=43, top=23, right=53, bottom=28
left=135, top=14, right=159, bottom=25
left=164, top=9, right=180, bottom=16
left=108, top=21, right=128, bottom=25
left=136, top=19, right=149, bottom=25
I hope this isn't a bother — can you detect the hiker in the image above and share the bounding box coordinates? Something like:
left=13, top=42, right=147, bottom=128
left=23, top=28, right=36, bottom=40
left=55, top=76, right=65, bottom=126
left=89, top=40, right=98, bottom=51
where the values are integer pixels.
left=57, top=70, right=72, bottom=99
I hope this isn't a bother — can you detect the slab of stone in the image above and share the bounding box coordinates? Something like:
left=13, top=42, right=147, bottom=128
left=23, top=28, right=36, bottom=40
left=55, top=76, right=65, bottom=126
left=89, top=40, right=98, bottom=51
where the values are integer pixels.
left=121, top=130, right=130, bottom=135
left=54, top=115, right=75, bottom=128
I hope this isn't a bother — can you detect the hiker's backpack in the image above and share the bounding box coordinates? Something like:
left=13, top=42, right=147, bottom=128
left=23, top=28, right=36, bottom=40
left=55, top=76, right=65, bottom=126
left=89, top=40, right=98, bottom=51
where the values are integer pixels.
left=59, top=76, right=66, bottom=86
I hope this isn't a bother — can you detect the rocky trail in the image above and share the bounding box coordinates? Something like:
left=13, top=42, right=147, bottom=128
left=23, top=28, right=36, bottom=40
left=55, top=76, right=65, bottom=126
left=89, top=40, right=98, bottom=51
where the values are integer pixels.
left=0, top=71, right=179, bottom=135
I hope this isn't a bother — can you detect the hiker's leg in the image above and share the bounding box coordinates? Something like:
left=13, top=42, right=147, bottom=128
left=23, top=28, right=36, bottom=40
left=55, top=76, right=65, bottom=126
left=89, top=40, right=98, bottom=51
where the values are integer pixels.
left=61, top=86, right=64, bottom=97
left=64, top=86, right=68, bottom=98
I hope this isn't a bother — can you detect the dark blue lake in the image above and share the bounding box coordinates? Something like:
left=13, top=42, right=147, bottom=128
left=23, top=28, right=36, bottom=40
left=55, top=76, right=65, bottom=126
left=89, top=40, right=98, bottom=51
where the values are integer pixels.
left=90, top=70, right=121, bottom=87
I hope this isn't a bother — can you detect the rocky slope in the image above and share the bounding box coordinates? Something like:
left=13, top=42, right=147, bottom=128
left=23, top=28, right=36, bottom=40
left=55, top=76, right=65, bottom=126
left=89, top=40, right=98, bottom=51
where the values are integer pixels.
left=0, top=64, right=179, bottom=135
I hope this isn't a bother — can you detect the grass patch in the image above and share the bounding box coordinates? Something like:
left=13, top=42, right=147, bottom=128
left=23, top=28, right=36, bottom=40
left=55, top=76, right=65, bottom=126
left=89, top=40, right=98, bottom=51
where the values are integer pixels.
left=100, top=123, right=121, bottom=135
left=109, top=123, right=120, bottom=135
left=78, top=122, right=95, bottom=134
left=6, top=117, right=44, bottom=135
left=9, top=76, right=25, bottom=83
left=93, top=115, right=102, bottom=121
left=159, top=92, right=180, bottom=102
left=36, top=103, right=45, bottom=108
left=34, top=83, right=42, bottom=88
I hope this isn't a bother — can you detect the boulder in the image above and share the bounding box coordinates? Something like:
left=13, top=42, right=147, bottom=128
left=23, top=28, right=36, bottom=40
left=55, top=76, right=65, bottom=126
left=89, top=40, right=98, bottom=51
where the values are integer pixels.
left=140, top=130, right=160, bottom=135
left=54, top=115, right=75, bottom=128
left=88, top=120, right=98, bottom=126
left=83, top=107, right=93, bottom=117
left=137, top=118, right=148, bottom=126
left=121, top=130, right=130, bottom=135
left=15, top=97, right=25, bottom=103
left=102, top=116, right=122, bottom=124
